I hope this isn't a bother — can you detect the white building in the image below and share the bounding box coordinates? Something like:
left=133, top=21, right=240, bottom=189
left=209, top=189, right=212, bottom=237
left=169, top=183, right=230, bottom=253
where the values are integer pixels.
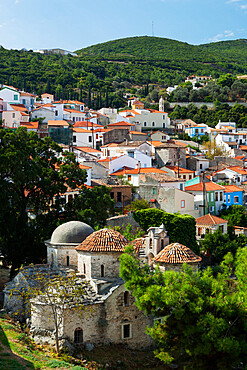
left=119, top=109, right=171, bottom=131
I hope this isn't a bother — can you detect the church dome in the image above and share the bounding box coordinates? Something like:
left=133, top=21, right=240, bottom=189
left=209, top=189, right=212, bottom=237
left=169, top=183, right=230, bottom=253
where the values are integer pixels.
left=50, top=221, right=94, bottom=245
left=75, top=228, right=128, bottom=252
left=153, top=243, right=201, bottom=264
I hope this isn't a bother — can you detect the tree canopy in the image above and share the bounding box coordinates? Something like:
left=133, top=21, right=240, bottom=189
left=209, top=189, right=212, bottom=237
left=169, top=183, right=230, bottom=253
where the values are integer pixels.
left=120, top=247, right=247, bottom=369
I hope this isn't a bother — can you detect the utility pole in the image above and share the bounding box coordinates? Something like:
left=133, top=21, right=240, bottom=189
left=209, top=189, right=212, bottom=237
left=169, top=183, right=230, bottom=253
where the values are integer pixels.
left=92, top=120, right=94, bottom=149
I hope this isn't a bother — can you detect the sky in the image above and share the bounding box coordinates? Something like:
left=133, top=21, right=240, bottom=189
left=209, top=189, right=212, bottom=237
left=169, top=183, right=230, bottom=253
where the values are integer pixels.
left=1, top=0, right=247, bottom=51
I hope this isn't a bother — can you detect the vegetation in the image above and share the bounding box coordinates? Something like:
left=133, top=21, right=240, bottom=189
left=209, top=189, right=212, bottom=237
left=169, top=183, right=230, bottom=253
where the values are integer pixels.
left=120, top=247, right=247, bottom=369
left=2, top=37, right=247, bottom=109
left=133, top=209, right=198, bottom=253
left=220, top=205, right=247, bottom=227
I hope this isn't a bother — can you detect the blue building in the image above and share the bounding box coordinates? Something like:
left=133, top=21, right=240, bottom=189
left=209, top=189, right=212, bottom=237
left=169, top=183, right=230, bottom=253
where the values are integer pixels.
left=185, top=124, right=207, bottom=138
left=223, top=185, right=244, bottom=208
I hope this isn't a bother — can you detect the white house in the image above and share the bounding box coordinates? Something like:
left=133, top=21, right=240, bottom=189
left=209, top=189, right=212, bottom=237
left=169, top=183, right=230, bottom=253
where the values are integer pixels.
left=119, top=108, right=171, bottom=130
left=31, top=106, right=55, bottom=123
left=0, top=87, right=20, bottom=104
left=20, top=92, right=36, bottom=111
left=73, top=128, right=95, bottom=148
left=109, top=151, right=152, bottom=174
left=41, top=93, right=54, bottom=104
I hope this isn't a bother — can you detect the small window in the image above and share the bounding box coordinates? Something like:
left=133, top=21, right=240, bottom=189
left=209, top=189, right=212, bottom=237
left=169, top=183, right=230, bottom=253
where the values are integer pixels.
left=211, top=193, right=214, bottom=202
left=181, top=200, right=185, bottom=208
left=14, top=94, right=18, bottom=101
left=122, top=322, right=132, bottom=339
left=110, top=192, right=114, bottom=199
left=220, top=192, right=223, bottom=201
left=128, top=175, right=131, bottom=181
left=101, top=264, right=105, bottom=277
left=83, top=263, right=86, bottom=274
left=88, top=136, right=92, bottom=142
left=183, top=175, right=186, bottom=179
left=189, top=175, right=192, bottom=180
left=66, top=256, right=70, bottom=266
left=161, top=239, right=164, bottom=249
left=124, top=291, right=129, bottom=307
left=228, top=195, right=230, bottom=203
left=215, top=192, right=218, bottom=201
left=73, top=136, right=76, bottom=143
left=55, top=110, right=58, bottom=116
left=152, top=188, right=156, bottom=195
left=12, top=113, right=15, bottom=118
left=74, top=328, right=83, bottom=344
left=219, top=225, right=224, bottom=233
left=152, top=122, right=155, bottom=127
left=199, top=163, right=203, bottom=170
left=143, top=122, right=147, bottom=127
left=234, top=196, right=239, bottom=203
left=117, top=192, right=122, bottom=202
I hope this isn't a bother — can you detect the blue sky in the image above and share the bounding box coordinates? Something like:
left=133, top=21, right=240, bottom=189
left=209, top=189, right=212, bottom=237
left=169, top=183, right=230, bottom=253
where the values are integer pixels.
left=1, top=0, right=247, bottom=50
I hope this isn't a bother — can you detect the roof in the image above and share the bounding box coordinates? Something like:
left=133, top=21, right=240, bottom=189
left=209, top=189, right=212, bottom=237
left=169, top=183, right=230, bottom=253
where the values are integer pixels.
left=64, top=108, right=85, bottom=114
left=166, top=165, right=194, bottom=174
left=10, top=104, right=28, bottom=113
left=196, top=214, right=228, bottom=226
left=110, top=167, right=168, bottom=176
left=129, top=131, right=147, bottom=135
left=75, top=147, right=101, bottom=153
left=75, top=228, right=128, bottom=252
left=98, top=156, right=118, bottom=163
left=131, top=238, right=145, bottom=254
left=154, top=243, right=201, bottom=264
left=224, top=185, right=244, bottom=193
left=73, top=128, right=92, bottom=133
left=108, top=121, right=134, bottom=127
left=73, top=121, right=102, bottom=128
left=48, top=120, right=69, bottom=126
left=20, top=122, right=38, bottom=129
left=185, top=181, right=225, bottom=192
left=50, top=221, right=94, bottom=245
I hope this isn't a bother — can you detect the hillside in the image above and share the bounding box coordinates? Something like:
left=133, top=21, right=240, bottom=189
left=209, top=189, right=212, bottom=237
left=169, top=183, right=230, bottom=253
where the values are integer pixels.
left=1, top=36, right=247, bottom=108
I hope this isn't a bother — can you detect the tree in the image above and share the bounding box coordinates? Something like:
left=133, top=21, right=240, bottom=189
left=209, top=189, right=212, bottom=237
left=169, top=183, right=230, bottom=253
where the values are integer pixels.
left=203, top=140, right=229, bottom=159
left=66, top=185, right=115, bottom=228
left=217, top=73, right=236, bottom=88
left=11, top=269, right=87, bottom=353
left=220, top=205, right=247, bottom=227
left=0, top=128, right=87, bottom=276
left=120, top=247, right=247, bottom=369
left=129, top=199, right=149, bottom=211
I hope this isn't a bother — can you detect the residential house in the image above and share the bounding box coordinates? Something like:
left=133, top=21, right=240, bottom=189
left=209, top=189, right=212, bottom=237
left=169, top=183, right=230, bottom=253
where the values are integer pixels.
left=73, top=128, right=95, bottom=148
left=185, top=123, right=208, bottom=138
left=119, top=108, right=171, bottom=131
left=107, top=121, right=136, bottom=131
left=185, top=181, right=225, bottom=216
left=101, top=128, right=129, bottom=146
left=186, top=156, right=210, bottom=175
left=2, top=104, right=29, bottom=128
left=0, top=86, right=20, bottom=104
left=20, top=92, right=36, bottom=111
left=31, top=106, right=56, bottom=123
left=92, top=179, right=132, bottom=209
left=154, top=143, right=186, bottom=168
left=64, top=109, right=86, bottom=122
left=150, top=131, right=170, bottom=142
left=109, top=151, right=152, bottom=174
left=162, top=165, right=195, bottom=181
left=223, top=185, right=244, bottom=208
left=212, top=166, right=247, bottom=185
left=41, top=93, right=54, bottom=104
left=195, top=214, right=228, bottom=240
left=73, top=147, right=102, bottom=161
left=48, top=120, right=72, bottom=145
left=101, top=141, right=152, bottom=159
left=128, top=131, right=148, bottom=141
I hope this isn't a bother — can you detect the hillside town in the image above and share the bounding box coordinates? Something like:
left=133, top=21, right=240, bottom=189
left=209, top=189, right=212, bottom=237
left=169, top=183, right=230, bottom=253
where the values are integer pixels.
left=2, top=76, right=247, bottom=369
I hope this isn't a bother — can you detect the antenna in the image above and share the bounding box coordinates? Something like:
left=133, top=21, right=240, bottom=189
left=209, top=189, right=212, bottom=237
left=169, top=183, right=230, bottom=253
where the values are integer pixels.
left=152, top=21, right=154, bottom=37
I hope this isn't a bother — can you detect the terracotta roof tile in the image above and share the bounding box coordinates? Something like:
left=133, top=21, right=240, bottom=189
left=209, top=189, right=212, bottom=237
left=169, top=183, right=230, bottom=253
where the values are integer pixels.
left=196, top=214, right=228, bottom=226
left=75, top=228, right=128, bottom=252
left=154, top=243, right=201, bottom=264
left=185, top=181, right=225, bottom=192
left=131, top=238, right=145, bottom=254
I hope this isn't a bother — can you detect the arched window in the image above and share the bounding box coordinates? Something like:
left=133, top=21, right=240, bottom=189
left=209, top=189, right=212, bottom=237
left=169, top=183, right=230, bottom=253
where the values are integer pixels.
left=66, top=256, right=70, bottom=267
left=74, top=328, right=83, bottom=344
left=101, top=264, right=105, bottom=277
left=83, top=263, right=86, bottom=274
left=124, top=291, right=129, bottom=307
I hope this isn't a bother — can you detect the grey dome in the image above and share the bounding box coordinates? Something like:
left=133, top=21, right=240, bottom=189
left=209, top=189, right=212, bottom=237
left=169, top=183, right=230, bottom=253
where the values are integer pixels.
left=50, top=221, right=94, bottom=244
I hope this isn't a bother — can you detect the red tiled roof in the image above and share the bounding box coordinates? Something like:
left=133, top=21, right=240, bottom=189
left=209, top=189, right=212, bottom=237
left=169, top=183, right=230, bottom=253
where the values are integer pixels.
left=75, top=147, right=101, bottom=153
left=20, top=122, right=38, bottom=129
left=224, top=185, right=244, bottom=193
left=73, top=121, right=102, bottom=128
left=196, top=214, right=228, bottom=226
left=108, top=121, right=134, bottom=127
left=75, top=228, right=128, bottom=252
left=166, top=165, right=195, bottom=174
left=110, top=167, right=168, bottom=176
left=132, top=238, right=145, bottom=254
left=185, top=181, right=225, bottom=192
left=154, top=243, right=201, bottom=264
left=48, top=120, right=69, bottom=126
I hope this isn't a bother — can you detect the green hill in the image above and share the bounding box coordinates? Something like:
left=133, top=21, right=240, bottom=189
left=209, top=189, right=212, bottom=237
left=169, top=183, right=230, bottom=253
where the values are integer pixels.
left=1, top=36, right=247, bottom=108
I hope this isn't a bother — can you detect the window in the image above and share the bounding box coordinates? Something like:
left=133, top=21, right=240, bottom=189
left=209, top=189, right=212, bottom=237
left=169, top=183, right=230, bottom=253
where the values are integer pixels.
left=220, top=192, right=223, bottom=201
left=83, top=263, right=86, bottom=274
left=224, top=195, right=226, bottom=202
left=88, top=136, right=92, bottom=142
left=73, top=136, right=76, bottom=143
left=128, top=175, right=131, bottom=181
left=215, top=192, right=218, bottom=201
left=74, top=328, right=83, bottom=344
left=199, top=163, right=203, bottom=170
left=201, top=129, right=203, bottom=133
left=55, top=110, right=58, bottom=116
left=189, top=175, right=192, bottom=180
left=228, top=195, right=230, bottom=203
left=152, top=188, right=156, bottom=195
left=180, top=183, right=183, bottom=190
left=66, top=256, right=70, bottom=267
left=22, top=99, right=26, bottom=105
left=149, top=238, right=152, bottom=247
left=211, top=193, right=214, bottom=202
left=163, top=115, right=166, bottom=119
left=161, top=239, right=164, bottom=249
left=117, top=192, right=122, bottom=202
left=219, top=225, right=224, bottom=233
left=14, top=95, right=18, bottom=101
left=124, top=291, right=129, bottom=307
left=12, top=113, right=15, bottom=118
left=110, top=192, right=114, bottom=199
left=121, top=321, right=132, bottom=339
left=181, top=200, right=185, bottom=208
left=143, top=122, right=147, bottom=127
left=234, top=196, right=239, bottom=203
left=30, top=99, right=34, bottom=105
left=152, top=122, right=155, bottom=127
left=128, top=151, right=134, bottom=158
left=198, top=227, right=202, bottom=236
left=101, top=264, right=105, bottom=277
left=183, top=175, right=186, bottom=179
left=96, top=134, right=98, bottom=139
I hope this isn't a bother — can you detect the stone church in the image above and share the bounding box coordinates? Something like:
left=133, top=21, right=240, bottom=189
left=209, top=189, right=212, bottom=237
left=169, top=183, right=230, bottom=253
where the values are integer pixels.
left=4, top=220, right=201, bottom=349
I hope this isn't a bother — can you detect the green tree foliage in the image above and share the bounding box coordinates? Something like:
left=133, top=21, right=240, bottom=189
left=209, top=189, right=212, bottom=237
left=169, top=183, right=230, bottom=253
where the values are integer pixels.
left=0, top=128, right=87, bottom=276
left=113, top=224, right=144, bottom=242
left=220, top=205, right=247, bottom=226
left=133, top=209, right=198, bottom=253
left=120, top=247, right=247, bottom=368
left=66, top=185, right=115, bottom=228
left=128, top=199, right=149, bottom=211
left=200, top=228, right=247, bottom=264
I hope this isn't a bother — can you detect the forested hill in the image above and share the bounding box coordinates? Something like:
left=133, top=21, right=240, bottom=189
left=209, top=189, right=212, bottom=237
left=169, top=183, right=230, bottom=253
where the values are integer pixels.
left=1, top=36, right=247, bottom=108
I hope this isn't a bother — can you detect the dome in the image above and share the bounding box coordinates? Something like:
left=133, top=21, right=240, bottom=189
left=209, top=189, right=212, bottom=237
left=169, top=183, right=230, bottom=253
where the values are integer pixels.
left=75, top=228, right=128, bottom=252
left=153, top=243, right=201, bottom=264
left=50, top=221, right=94, bottom=245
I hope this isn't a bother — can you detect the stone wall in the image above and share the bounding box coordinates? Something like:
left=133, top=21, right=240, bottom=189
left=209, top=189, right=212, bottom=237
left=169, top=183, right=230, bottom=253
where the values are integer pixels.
left=155, top=146, right=186, bottom=168
left=78, top=252, right=123, bottom=280
left=106, top=212, right=141, bottom=232
left=47, top=245, right=78, bottom=269
left=209, top=156, right=243, bottom=169
left=103, top=129, right=129, bottom=145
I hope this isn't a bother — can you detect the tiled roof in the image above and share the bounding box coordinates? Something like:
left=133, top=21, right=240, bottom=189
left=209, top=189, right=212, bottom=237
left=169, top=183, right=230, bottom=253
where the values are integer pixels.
left=75, top=146, right=101, bottom=153
left=73, top=121, right=102, bottom=128
left=224, top=185, right=244, bottom=193
left=185, top=181, right=225, bottom=192
left=196, top=214, right=228, bottom=226
left=108, top=121, right=134, bottom=127
left=154, top=243, right=201, bottom=264
left=129, top=131, right=147, bottom=135
left=73, top=128, right=91, bottom=133
left=166, top=165, right=195, bottom=174
left=10, top=104, right=28, bottom=113
left=75, top=228, right=128, bottom=252
left=48, top=120, right=69, bottom=126
left=20, top=122, right=38, bottom=129
left=131, top=238, right=145, bottom=254
left=110, top=167, right=168, bottom=176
